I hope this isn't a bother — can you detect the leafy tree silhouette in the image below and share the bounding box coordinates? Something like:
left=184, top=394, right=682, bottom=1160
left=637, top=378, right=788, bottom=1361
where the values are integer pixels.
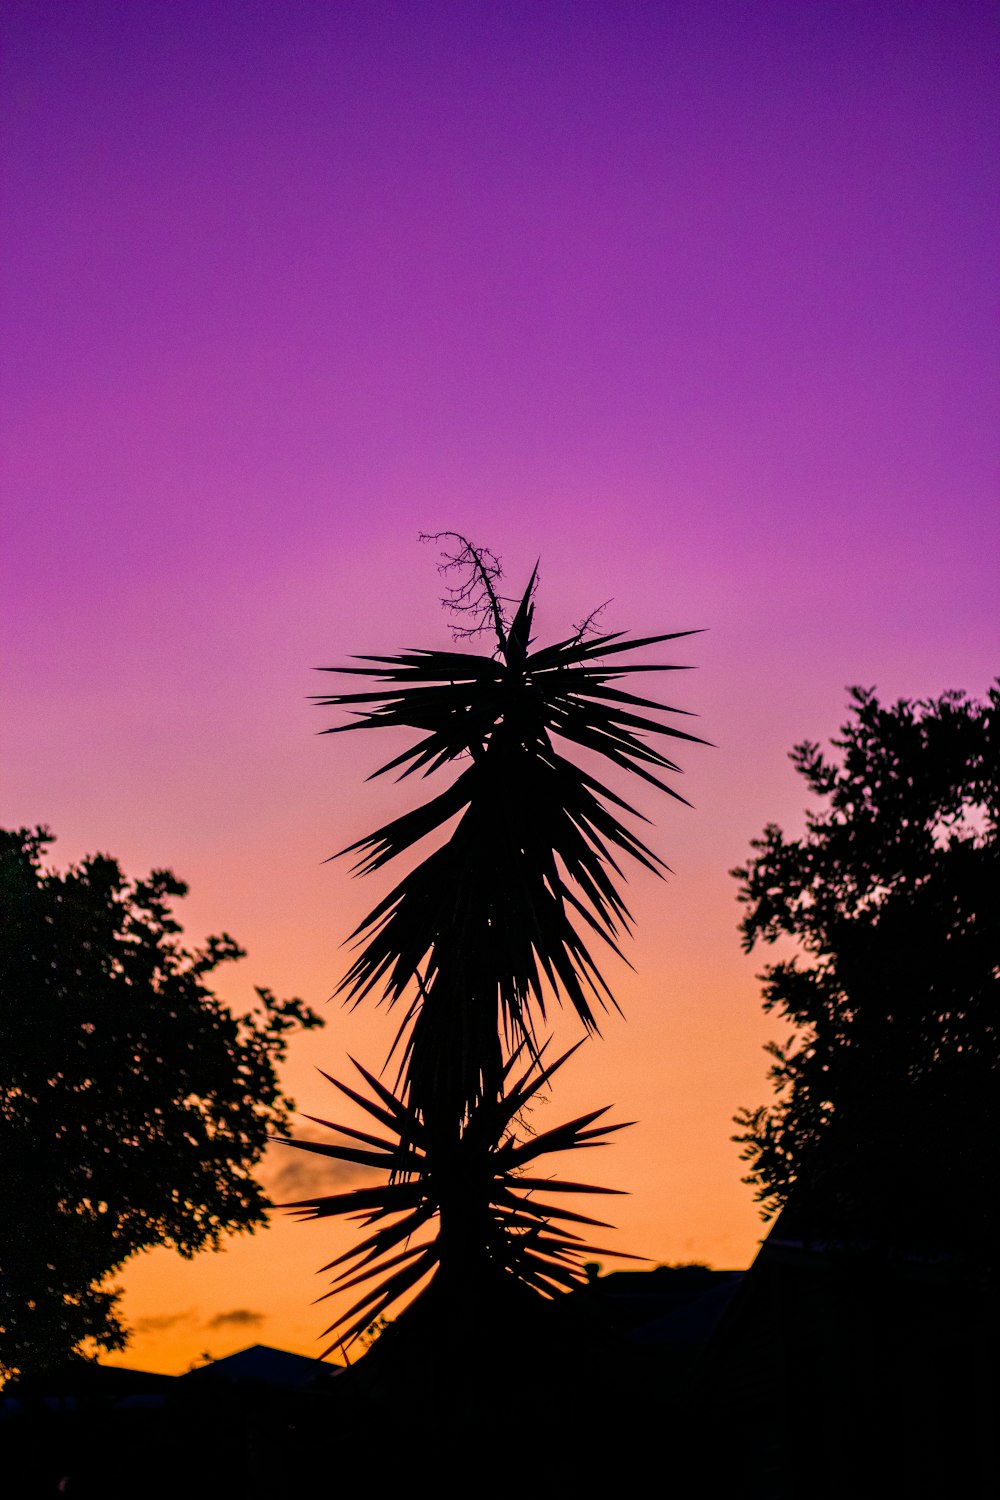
left=279, top=536, right=703, bottom=1355
left=733, top=684, right=999, bottom=1263
left=0, top=826, right=322, bottom=1381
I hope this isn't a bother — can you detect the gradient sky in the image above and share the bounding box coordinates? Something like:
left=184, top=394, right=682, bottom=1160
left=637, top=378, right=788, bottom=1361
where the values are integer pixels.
left=3, top=0, right=997, bottom=1374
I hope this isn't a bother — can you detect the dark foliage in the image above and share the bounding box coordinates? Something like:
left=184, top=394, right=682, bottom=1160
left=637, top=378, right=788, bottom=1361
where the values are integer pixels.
left=0, top=826, right=322, bottom=1379
left=277, top=1043, right=635, bottom=1352
left=316, top=536, right=703, bottom=1131
left=732, top=685, right=999, bottom=1258
left=283, top=538, right=701, bottom=1352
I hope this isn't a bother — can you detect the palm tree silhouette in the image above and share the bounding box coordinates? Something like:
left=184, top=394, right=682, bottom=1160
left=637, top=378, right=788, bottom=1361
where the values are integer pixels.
left=279, top=536, right=702, bottom=1356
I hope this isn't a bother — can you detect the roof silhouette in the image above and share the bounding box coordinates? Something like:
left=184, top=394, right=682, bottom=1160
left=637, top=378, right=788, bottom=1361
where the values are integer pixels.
left=183, top=1344, right=343, bottom=1388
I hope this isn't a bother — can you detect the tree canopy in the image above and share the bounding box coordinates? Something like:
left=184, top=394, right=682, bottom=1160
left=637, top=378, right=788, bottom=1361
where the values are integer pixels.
left=733, top=684, right=999, bottom=1261
left=0, top=826, right=321, bottom=1379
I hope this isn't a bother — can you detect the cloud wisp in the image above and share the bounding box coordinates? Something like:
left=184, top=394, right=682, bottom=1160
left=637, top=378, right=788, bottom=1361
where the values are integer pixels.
left=134, top=1309, right=198, bottom=1335
left=263, top=1130, right=382, bottom=1203
left=206, top=1308, right=267, bottom=1330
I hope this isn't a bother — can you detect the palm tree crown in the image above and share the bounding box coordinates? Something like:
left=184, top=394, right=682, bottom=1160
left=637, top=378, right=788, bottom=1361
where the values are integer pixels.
left=316, top=537, right=703, bottom=1130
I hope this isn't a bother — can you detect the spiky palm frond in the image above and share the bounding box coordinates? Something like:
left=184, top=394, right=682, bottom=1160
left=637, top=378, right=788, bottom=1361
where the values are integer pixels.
left=275, top=1045, right=636, bottom=1353
left=316, top=569, right=703, bottom=1125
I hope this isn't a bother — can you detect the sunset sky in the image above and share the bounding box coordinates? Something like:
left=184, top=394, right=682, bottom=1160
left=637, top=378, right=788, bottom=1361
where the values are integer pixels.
left=3, top=0, right=997, bottom=1375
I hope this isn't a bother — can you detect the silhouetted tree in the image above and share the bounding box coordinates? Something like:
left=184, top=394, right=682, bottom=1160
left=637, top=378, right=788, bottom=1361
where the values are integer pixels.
left=0, top=826, right=322, bottom=1380
left=322, top=534, right=701, bottom=1133
left=280, top=536, right=702, bottom=1352
left=733, top=685, right=999, bottom=1261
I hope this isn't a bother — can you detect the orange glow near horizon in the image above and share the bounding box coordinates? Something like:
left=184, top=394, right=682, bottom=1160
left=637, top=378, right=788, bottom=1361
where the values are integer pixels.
left=103, top=849, right=789, bottom=1375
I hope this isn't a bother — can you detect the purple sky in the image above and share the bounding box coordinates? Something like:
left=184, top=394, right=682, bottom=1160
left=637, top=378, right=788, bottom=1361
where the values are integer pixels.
left=3, top=0, right=997, bottom=1370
